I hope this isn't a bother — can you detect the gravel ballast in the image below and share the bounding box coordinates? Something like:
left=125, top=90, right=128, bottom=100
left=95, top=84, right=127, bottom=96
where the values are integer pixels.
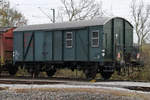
left=0, top=90, right=142, bottom=100
left=0, top=82, right=149, bottom=100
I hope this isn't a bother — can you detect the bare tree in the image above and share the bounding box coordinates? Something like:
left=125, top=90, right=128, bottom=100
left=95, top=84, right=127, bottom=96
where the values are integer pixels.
left=6, top=9, right=27, bottom=27
left=0, top=0, right=27, bottom=27
left=57, top=0, right=104, bottom=22
left=147, top=34, right=150, bottom=42
left=130, top=0, right=150, bottom=47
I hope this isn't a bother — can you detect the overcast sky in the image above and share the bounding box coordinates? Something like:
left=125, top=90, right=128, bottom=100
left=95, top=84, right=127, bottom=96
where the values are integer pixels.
left=9, top=0, right=150, bottom=25
left=8, top=0, right=150, bottom=42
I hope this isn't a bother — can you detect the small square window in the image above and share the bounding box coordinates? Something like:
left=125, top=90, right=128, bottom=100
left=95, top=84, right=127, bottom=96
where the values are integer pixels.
left=92, top=39, right=99, bottom=46
left=92, top=32, right=99, bottom=38
left=66, top=40, right=72, bottom=47
left=66, top=32, right=73, bottom=48
left=91, top=31, right=99, bottom=47
left=66, top=33, right=72, bottom=39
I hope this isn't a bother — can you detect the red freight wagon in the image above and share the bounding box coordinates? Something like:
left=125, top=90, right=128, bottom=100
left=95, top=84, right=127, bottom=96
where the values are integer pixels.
left=0, top=27, right=15, bottom=65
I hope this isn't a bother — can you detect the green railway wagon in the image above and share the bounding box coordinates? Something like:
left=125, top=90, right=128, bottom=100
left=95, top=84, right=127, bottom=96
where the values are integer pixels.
left=13, top=17, right=137, bottom=79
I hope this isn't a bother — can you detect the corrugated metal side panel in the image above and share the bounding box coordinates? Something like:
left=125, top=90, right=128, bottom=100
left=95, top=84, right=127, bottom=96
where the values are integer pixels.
left=13, top=32, right=23, bottom=62
left=114, top=18, right=124, bottom=57
left=125, top=21, right=133, bottom=53
left=89, top=26, right=102, bottom=61
left=63, top=31, right=75, bottom=61
left=103, top=21, right=112, bottom=61
left=34, top=31, right=43, bottom=61
left=76, top=29, right=89, bottom=61
left=35, top=31, right=52, bottom=61
left=44, top=31, right=53, bottom=61
left=24, top=31, right=33, bottom=61
left=53, top=31, right=62, bottom=61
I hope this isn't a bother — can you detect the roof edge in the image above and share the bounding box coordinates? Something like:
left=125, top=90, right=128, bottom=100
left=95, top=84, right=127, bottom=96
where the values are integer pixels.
left=104, top=17, right=133, bottom=28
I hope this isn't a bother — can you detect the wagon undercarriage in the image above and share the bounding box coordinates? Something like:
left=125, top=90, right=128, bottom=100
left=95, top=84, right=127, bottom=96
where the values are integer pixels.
left=8, top=60, right=141, bottom=80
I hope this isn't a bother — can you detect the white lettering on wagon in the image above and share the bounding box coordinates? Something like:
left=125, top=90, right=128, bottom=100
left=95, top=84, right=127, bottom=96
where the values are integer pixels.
left=13, top=50, right=20, bottom=60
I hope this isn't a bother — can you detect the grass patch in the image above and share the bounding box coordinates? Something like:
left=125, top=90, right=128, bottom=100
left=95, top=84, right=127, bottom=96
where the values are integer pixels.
left=111, top=44, right=150, bottom=81
left=16, top=67, right=29, bottom=76
left=54, top=68, right=86, bottom=78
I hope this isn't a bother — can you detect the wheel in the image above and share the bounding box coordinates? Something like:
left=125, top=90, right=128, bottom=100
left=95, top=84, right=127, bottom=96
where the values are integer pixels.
left=85, top=65, right=98, bottom=80
left=8, top=65, right=18, bottom=76
left=100, top=72, right=113, bottom=80
left=85, top=70, right=97, bottom=79
left=46, top=69, right=56, bottom=77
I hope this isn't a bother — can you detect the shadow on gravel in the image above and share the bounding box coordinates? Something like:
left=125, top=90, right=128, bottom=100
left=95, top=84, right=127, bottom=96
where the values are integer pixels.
left=124, top=86, right=150, bottom=92
left=0, top=87, right=8, bottom=91
left=0, top=80, right=65, bottom=85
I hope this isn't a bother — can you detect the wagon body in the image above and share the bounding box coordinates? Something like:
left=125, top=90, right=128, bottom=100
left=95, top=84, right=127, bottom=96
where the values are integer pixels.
left=13, top=17, right=133, bottom=64
left=13, top=17, right=135, bottom=79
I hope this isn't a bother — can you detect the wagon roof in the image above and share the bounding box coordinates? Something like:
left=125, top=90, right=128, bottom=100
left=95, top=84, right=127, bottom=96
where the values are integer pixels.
left=14, top=17, right=132, bottom=32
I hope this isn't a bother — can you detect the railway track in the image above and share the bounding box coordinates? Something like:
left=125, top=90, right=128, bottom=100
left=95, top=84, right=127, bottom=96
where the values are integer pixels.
left=0, top=79, right=65, bottom=85
left=0, top=75, right=87, bottom=81
left=1, top=75, right=150, bottom=92
left=0, top=74, right=149, bottom=83
left=0, top=78, right=149, bottom=92
left=0, top=75, right=90, bottom=85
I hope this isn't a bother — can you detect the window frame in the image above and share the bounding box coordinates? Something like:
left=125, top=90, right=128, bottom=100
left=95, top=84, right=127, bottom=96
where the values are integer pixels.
left=66, top=32, right=73, bottom=48
left=91, top=30, right=99, bottom=48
